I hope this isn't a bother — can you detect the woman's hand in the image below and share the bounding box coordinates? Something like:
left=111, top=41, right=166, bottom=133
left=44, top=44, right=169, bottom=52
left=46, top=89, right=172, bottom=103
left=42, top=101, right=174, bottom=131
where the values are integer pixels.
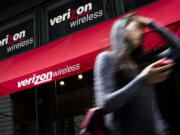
left=140, top=58, right=174, bottom=84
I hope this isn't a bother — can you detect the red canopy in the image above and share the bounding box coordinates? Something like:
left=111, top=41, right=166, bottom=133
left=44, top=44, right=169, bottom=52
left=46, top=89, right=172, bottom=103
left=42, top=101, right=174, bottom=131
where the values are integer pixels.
left=0, top=0, right=180, bottom=97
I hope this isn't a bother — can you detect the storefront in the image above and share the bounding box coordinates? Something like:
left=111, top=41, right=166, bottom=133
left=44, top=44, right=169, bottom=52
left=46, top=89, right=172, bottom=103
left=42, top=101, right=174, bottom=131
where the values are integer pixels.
left=0, top=0, right=180, bottom=135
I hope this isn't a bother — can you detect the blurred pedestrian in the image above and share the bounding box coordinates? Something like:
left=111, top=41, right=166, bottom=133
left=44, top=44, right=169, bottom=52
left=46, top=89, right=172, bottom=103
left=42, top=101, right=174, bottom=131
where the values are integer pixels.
left=94, top=14, right=175, bottom=135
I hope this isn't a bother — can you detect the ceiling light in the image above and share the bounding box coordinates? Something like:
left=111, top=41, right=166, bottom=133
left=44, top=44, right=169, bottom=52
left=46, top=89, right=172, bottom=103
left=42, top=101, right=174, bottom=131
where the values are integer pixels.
left=59, top=81, right=65, bottom=86
left=78, top=74, right=83, bottom=80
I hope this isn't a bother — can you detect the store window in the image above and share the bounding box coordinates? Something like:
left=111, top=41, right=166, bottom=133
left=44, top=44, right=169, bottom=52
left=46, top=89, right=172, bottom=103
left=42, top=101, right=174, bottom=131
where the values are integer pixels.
left=43, top=0, right=105, bottom=43
left=103, top=0, right=159, bottom=20
left=11, top=89, right=37, bottom=135
left=0, top=0, right=49, bottom=23
left=55, top=71, right=94, bottom=135
left=104, top=0, right=118, bottom=20
left=123, top=0, right=158, bottom=12
left=0, top=13, right=36, bottom=61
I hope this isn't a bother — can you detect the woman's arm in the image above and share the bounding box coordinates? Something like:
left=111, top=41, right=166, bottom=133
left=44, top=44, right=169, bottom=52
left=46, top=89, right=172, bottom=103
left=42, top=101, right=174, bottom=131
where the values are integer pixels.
left=148, top=21, right=180, bottom=60
left=134, top=15, right=180, bottom=59
left=94, top=52, right=148, bottom=114
left=148, top=21, right=180, bottom=49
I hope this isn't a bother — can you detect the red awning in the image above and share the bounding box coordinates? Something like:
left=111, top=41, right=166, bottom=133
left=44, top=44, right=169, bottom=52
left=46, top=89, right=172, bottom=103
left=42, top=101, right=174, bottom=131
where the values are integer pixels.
left=143, top=22, right=180, bottom=50
left=0, top=20, right=112, bottom=97
left=0, top=0, right=180, bottom=97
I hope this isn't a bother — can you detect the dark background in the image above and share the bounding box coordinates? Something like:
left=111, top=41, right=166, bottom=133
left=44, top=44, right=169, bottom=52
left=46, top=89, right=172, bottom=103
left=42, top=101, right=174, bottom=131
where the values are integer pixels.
left=0, top=0, right=48, bottom=23
left=0, top=0, right=158, bottom=23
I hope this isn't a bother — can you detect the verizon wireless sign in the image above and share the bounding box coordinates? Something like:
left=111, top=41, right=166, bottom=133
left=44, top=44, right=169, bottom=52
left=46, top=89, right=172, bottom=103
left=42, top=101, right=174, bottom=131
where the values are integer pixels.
left=48, top=0, right=105, bottom=41
left=18, top=71, right=53, bottom=88
left=17, top=63, right=80, bottom=88
left=0, top=20, right=34, bottom=60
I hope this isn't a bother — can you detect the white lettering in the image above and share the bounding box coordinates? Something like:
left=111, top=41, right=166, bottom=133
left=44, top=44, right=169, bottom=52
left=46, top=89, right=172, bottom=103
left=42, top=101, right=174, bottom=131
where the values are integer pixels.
left=17, top=64, right=81, bottom=88
left=50, top=18, right=57, bottom=26
left=63, top=12, right=68, bottom=21
left=69, top=10, right=104, bottom=28
left=77, top=6, right=84, bottom=15
left=84, top=3, right=92, bottom=12
left=19, top=30, right=26, bottom=38
left=0, top=35, right=9, bottom=46
left=56, top=15, right=63, bottom=23
left=13, top=33, right=19, bottom=41
left=49, top=3, right=93, bottom=26
left=67, top=9, right=71, bottom=19
left=17, top=71, right=53, bottom=88
left=13, top=30, right=26, bottom=41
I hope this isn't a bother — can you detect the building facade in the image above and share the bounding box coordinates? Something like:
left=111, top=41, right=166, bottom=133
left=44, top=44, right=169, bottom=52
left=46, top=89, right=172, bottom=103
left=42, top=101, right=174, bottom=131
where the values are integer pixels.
left=1, top=0, right=180, bottom=135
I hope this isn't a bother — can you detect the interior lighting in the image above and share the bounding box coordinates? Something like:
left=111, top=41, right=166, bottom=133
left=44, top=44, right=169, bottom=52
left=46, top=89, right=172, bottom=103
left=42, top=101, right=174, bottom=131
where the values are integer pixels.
left=78, top=74, right=83, bottom=80
left=59, top=81, right=65, bottom=86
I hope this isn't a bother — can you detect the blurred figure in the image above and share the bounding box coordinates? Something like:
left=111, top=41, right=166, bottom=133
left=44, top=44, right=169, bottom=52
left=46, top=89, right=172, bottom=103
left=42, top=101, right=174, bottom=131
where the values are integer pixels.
left=94, top=14, right=175, bottom=135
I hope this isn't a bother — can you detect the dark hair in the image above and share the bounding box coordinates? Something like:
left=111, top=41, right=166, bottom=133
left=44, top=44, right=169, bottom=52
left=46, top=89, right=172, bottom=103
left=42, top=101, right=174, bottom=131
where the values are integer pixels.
left=110, top=13, right=137, bottom=71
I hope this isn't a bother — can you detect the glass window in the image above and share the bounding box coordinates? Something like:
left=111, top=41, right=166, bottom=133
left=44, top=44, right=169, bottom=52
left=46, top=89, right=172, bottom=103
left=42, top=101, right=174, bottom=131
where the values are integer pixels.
left=55, top=71, right=94, bottom=135
left=43, top=0, right=106, bottom=44
left=123, top=0, right=158, bottom=12
left=0, top=13, right=36, bottom=61
left=104, top=0, right=117, bottom=20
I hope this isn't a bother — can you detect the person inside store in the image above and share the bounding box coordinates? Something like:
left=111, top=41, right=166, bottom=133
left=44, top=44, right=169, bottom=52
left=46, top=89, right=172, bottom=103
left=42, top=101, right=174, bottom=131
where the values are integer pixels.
left=93, top=13, right=180, bottom=135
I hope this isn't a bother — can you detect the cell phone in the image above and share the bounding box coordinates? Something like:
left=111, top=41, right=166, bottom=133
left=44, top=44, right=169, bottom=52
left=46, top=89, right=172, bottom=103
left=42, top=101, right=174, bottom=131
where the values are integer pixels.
left=155, top=59, right=173, bottom=68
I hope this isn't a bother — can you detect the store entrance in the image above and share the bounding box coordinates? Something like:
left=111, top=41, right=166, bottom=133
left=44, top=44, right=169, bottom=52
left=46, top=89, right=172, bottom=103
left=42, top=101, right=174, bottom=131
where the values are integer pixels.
left=55, top=71, right=94, bottom=135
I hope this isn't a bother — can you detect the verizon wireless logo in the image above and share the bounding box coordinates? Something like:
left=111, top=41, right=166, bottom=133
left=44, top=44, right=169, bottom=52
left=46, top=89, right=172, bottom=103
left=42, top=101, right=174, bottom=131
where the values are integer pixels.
left=0, top=30, right=26, bottom=46
left=50, top=3, right=93, bottom=26
left=18, top=72, right=53, bottom=88
left=0, top=30, right=34, bottom=53
left=49, top=2, right=103, bottom=28
left=17, top=63, right=81, bottom=88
